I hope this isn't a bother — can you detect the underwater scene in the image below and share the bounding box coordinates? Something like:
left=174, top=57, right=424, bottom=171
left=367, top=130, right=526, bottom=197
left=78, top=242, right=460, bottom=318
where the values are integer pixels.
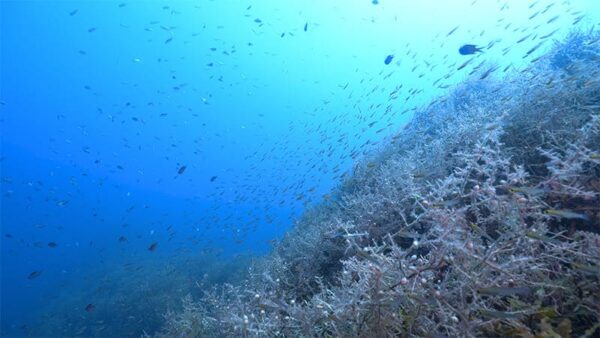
left=1, top=0, right=600, bottom=337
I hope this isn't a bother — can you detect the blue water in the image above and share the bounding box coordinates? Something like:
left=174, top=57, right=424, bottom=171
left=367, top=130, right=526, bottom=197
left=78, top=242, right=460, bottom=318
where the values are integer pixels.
left=1, top=0, right=599, bottom=336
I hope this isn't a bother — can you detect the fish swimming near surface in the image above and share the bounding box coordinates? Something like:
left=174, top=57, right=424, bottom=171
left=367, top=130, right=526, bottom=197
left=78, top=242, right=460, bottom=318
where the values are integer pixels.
left=447, top=25, right=460, bottom=36
left=384, top=54, right=394, bottom=65
left=459, top=44, right=483, bottom=55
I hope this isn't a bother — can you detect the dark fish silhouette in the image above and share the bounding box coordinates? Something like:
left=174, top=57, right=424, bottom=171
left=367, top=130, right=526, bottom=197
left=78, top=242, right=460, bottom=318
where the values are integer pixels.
left=85, top=303, right=95, bottom=312
left=148, top=242, right=158, bottom=252
left=27, top=271, right=42, bottom=279
left=304, top=22, right=308, bottom=32
left=384, top=54, right=394, bottom=65
left=459, top=44, right=483, bottom=55
left=447, top=26, right=459, bottom=36
left=177, top=165, right=187, bottom=174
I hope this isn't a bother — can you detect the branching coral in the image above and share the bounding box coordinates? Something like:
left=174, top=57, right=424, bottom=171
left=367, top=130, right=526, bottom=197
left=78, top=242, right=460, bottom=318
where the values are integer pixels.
left=155, top=29, right=600, bottom=338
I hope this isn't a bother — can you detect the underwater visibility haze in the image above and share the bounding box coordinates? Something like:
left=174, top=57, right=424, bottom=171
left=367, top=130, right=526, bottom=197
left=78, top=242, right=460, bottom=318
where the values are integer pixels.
left=2, top=0, right=600, bottom=337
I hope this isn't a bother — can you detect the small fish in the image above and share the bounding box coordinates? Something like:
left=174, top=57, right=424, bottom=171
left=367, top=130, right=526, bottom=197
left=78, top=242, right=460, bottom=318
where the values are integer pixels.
left=27, top=271, right=42, bottom=279
left=164, top=37, right=172, bottom=44
left=47, top=242, right=57, bottom=248
left=469, top=223, right=494, bottom=242
left=544, top=209, right=590, bottom=221
left=69, top=9, right=78, bottom=16
left=529, top=10, right=541, bottom=20
left=303, top=22, right=308, bottom=32
left=447, top=25, right=459, bottom=36
left=432, top=198, right=461, bottom=208
left=85, top=303, right=95, bottom=312
left=526, top=231, right=560, bottom=244
left=88, top=27, right=96, bottom=33
left=480, top=65, right=498, bottom=80
left=457, top=58, right=474, bottom=70
left=539, top=29, right=558, bottom=40
left=148, top=242, right=158, bottom=252
left=177, top=165, right=187, bottom=175
left=118, top=236, right=128, bottom=243
left=516, top=33, right=532, bottom=43
left=480, top=309, right=526, bottom=319
left=254, top=18, right=262, bottom=23
left=384, top=54, right=394, bottom=65
left=546, top=15, right=559, bottom=24
left=524, top=41, right=545, bottom=58
left=508, top=186, right=548, bottom=197
left=477, top=286, right=532, bottom=297
left=459, top=44, right=483, bottom=55
left=572, top=263, right=600, bottom=276
left=372, top=0, right=378, bottom=4
left=210, top=176, right=218, bottom=182
left=573, top=15, right=585, bottom=25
